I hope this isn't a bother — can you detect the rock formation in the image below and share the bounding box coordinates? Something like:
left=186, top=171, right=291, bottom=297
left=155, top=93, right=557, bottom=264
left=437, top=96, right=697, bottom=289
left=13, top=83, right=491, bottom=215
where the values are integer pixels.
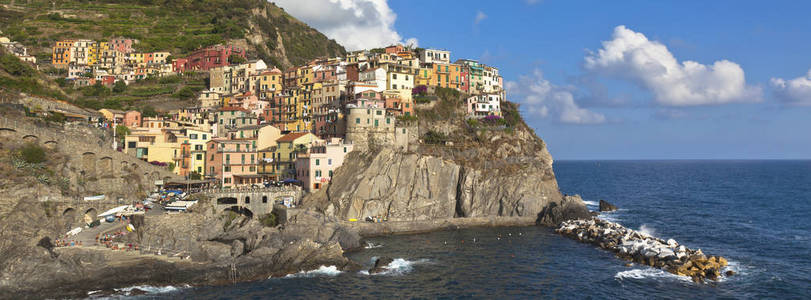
left=599, top=200, right=618, bottom=212
left=368, top=256, right=394, bottom=274
left=556, top=218, right=730, bottom=283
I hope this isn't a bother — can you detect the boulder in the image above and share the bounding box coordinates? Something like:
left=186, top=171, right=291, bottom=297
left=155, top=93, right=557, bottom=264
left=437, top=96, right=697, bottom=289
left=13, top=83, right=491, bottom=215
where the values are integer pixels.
left=537, top=195, right=591, bottom=226
left=368, top=257, right=394, bottom=274
left=598, top=200, right=618, bottom=212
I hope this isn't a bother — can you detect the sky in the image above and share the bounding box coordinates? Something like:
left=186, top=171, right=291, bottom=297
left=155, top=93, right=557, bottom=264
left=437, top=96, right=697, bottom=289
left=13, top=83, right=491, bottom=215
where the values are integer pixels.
left=272, top=0, right=811, bottom=160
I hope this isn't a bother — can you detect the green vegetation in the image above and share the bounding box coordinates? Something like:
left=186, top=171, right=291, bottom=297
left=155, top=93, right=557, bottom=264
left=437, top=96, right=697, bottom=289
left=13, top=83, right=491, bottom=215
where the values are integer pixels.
left=0, top=51, right=66, bottom=99
left=423, top=130, right=448, bottom=145
left=115, top=125, right=130, bottom=143
left=112, top=80, right=127, bottom=93
left=0, top=0, right=345, bottom=68
left=228, top=54, right=247, bottom=64
left=259, top=212, right=279, bottom=227
left=19, top=143, right=46, bottom=164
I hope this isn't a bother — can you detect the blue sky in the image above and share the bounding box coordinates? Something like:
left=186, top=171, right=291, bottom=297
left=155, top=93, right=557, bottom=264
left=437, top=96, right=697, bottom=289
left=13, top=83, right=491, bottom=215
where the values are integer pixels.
left=274, top=0, right=811, bottom=159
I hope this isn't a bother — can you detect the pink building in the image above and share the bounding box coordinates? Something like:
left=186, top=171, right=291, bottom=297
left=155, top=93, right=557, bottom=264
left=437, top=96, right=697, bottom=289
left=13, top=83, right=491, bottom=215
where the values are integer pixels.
left=295, top=138, right=354, bottom=191
left=206, top=138, right=259, bottom=188
left=123, top=110, right=142, bottom=128
left=110, top=38, right=136, bottom=54
left=173, top=45, right=246, bottom=72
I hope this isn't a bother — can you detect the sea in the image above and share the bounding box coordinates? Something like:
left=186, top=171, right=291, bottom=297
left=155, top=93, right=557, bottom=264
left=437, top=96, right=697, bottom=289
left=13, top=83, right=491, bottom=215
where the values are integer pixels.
left=106, top=160, right=811, bottom=299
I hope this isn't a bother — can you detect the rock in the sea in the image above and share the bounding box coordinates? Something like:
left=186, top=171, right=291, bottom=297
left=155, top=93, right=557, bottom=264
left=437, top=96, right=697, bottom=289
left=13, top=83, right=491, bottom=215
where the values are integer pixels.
left=599, top=200, right=618, bottom=212
left=537, top=195, right=591, bottom=226
left=369, top=257, right=394, bottom=274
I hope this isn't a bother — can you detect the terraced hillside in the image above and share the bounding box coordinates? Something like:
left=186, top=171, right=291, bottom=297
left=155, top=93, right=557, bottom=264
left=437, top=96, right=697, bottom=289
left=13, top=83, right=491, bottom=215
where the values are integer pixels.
left=0, top=0, right=346, bottom=68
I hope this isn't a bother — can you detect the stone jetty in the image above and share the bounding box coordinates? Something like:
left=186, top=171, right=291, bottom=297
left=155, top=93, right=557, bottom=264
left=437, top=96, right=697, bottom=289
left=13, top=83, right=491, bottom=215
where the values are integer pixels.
left=556, top=218, right=729, bottom=283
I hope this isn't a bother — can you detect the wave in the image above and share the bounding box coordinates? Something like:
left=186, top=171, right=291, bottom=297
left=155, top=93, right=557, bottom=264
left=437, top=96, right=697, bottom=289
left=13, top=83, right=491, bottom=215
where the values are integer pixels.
left=615, top=268, right=692, bottom=283
left=638, top=224, right=656, bottom=237
left=86, top=284, right=187, bottom=299
left=360, top=258, right=431, bottom=276
left=284, top=265, right=342, bottom=278
left=583, top=200, right=599, bottom=206
left=364, top=241, right=383, bottom=249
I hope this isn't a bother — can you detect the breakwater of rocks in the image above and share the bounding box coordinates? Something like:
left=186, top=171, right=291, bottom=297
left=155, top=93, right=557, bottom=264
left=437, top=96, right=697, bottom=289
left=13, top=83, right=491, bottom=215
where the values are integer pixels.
left=556, top=218, right=730, bottom=283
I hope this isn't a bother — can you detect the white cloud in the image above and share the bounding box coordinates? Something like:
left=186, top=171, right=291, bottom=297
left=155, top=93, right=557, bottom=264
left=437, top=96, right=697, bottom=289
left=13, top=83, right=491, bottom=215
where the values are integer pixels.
left=404, top=37, right=419, bottom=48
left=507, top=70, right=606, bottom=124
left=770, top=70, right=811, bottom=106
left=584, top=25, right=761, bottom=106
left=474, top=11, right=487, bottom=25
left=272, top=0, right=417, bottom=51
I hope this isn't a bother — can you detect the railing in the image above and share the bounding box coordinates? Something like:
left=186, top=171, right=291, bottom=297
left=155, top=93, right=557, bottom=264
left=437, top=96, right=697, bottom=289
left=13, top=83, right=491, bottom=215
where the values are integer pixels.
left=198, top=186, right=299, bottom=194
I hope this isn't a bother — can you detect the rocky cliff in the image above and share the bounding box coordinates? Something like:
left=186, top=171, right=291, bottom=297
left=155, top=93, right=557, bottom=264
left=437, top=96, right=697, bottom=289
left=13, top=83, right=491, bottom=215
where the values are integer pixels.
left=305, top=94, right=577, bottom=228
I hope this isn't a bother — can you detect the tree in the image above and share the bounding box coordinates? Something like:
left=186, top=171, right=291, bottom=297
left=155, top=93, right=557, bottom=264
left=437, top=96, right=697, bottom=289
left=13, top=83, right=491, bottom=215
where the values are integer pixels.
left=112, top=80, right=127, bottom=93
left=141, top=105, right=159, bottom=117
left=115, top=125, right=130, bottom=143
left=228, top=54, right=246, bottom=64
left=167, top=162, right=175, bottom=171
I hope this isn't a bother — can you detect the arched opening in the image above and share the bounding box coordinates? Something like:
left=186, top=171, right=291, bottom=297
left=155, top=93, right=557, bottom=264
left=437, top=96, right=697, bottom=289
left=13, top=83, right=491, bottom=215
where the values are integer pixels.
left=22, top=134, right=38, bottom=143
left=44, top=140, right=58, bottom=149
left=217, top=197, right=238, bottom=205
left=262, top=196, right=268, bottom=203
left=82, top=152, right=96, bottom=178
left=63, top=208, right=75, bottom=216
left=0, top=128, right=17, bottom=138
left=100, top=157, right=113, bottom=177
left=245, top=196, right=250, bottom=204
left=224, top=206, right=253, bottom=218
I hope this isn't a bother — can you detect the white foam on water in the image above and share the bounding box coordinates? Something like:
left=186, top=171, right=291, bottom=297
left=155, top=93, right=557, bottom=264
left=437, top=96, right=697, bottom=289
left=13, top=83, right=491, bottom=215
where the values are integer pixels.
left=284, top=265, right=342, bottom=278
left=583, top=200, right=599, bottom=206
left=361, top=258, right=431, bottom=276
left=638, top=224, right=656, bottom=237
left=364, top=241, right=383, bottom=249
left=615, top=268, right=692, bottom=283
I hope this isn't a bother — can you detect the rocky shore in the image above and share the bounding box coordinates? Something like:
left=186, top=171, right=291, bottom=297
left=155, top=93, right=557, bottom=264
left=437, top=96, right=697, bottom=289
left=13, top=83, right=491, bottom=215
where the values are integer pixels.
left=556, top=218, right=730, bottom=283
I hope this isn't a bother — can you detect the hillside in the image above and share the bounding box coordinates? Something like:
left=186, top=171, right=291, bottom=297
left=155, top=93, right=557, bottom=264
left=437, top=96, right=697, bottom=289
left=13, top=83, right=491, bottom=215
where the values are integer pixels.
left=0, top=0, right=346, bottom=68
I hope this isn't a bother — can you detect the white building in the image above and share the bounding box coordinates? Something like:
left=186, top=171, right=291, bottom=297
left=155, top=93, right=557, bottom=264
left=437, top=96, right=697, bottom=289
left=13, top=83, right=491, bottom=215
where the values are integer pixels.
left=419, top=49, right=451, bottom=64
left=466, top=93, right=502, bottom=118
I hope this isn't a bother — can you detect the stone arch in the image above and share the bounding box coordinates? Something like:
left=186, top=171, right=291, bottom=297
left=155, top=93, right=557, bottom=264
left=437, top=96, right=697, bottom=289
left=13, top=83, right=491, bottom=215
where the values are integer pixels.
left=43, top=140, right=58, bottom=149
left=22, top=134, right=38, bottom=143
left=62, top=207, right=75, bottom=216
left=224, top=206, right=253, bottom=218
left=82, top=152, right=96, bottom=178
left=131, top=163, right=138, bottom=170
left=99, top=157, right=113, bottom=177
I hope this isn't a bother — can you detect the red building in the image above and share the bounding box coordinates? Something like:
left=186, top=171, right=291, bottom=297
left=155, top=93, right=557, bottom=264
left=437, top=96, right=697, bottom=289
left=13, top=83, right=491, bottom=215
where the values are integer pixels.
left=173, top=45, right=246, bottom=72
left=459, top=65, right=470, bottom=93
left=345, top=63, right=360, bottom=81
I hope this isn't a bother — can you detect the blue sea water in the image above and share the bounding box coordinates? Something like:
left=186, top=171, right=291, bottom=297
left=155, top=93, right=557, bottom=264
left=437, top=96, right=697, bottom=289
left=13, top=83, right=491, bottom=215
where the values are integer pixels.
left=132, top=160, right=811, bottom=299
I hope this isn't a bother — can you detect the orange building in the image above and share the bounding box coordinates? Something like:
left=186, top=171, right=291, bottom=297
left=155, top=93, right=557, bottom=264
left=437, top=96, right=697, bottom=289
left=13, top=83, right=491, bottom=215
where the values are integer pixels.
left=428, top=63, right=462, bottom=90
left=52, top=40, right=75, bottom=68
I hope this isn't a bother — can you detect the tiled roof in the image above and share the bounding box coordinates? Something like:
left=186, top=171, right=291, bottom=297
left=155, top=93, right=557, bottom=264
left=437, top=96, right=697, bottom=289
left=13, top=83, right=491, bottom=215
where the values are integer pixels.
left=276, top=132, right=310, bottom=142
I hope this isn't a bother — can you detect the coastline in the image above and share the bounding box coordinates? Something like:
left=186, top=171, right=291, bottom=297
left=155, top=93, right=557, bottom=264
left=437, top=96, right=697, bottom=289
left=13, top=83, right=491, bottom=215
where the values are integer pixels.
left=10, top=216, right=542, bottom=299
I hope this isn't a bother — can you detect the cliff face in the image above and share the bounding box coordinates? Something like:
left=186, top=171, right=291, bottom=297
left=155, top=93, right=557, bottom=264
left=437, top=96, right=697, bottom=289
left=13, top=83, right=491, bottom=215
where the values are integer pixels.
left=321, top=147, right=561, bottom=222
left=310, top=97, right=564, bottom=224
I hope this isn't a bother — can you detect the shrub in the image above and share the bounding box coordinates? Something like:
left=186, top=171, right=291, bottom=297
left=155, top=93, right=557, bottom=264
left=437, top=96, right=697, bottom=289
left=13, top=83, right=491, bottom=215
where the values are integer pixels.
left=412, top=85, right=427, bottom=96
left=112, top=80, right=127, bottom=93
left=19, top=143, right=46, bottom=164
left=423, top=130, right=447, bottom=144
left=259, top=212, right=279, bottom=227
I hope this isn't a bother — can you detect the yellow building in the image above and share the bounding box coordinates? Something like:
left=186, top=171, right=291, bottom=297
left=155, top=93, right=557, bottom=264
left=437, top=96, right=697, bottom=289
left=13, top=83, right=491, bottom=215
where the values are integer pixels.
left=258, top=68, right=283, bottom=99
left=271, top=132, right=322, bottom=180
left=416, top=67, right=433, bottom=87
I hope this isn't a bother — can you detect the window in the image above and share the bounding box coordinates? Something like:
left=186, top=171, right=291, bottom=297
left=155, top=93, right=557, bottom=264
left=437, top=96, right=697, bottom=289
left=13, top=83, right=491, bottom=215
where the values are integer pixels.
left=355, top=118, right=360, bottom=124
left=316, top=159, right=320, bottom=166
left=210, top=166, right=214, bottom=173
left=210, top=154, right=214, bottom=161
left=329, top=170, right=333, bottom=177
left=196, top=154, right=202, bottom=160
left=374, top=119, right=379, bottom=127
left=190, top=134, right=198, bottom=139
left=315, top=170, right=322, bottom=177
left=328, top=159, right=332, bottom=165
left=245, top=196, right=250, bottom=204
left=262, top=196, right=268, bottom=203
left=127, top=141, right=136, bottom=148
left=224, top=166, right=231, bottom=172
left=376, top=110, right=382, bottom=116
left=343, top=147, right=347, bottom=153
